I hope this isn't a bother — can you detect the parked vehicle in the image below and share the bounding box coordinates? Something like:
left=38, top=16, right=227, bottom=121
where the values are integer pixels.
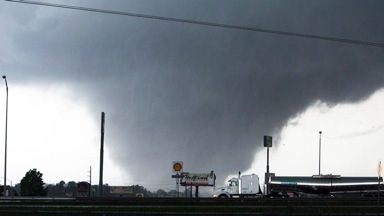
left=213, top=173, right=262, bottom=198
left=213, top=172, right=384, bottom=198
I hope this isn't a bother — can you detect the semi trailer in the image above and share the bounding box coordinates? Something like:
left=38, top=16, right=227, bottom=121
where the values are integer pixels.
left=213, top=172, right=384, bottom=198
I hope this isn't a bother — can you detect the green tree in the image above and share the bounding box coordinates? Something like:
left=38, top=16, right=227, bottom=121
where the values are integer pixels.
left=20, top=169, right=48, bottom=196
left=56, top=180, right=66, bottom=197
left=155, top=189, right=168, bottom=197
left=47, top=181, right=66, bottom=197
left=66, top=181, right=77, bottom=197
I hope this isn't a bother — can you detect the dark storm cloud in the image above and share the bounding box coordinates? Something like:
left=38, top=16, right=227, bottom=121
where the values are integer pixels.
left=2, top=0, right=384, bottom=186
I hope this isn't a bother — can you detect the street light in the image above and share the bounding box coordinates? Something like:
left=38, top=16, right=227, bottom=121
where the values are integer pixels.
left=2, top=75, right=8, bottom=196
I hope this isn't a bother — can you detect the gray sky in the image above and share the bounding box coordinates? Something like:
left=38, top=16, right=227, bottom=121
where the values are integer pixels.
left=1, top=0, right=384, bottom=190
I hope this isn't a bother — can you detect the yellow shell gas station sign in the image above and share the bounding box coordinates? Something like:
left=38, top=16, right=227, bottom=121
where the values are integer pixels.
left=172, top=161, right=183, bottom=173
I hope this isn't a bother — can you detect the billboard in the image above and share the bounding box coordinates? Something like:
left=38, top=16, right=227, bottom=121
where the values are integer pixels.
left=180, top=171, right=216, bottom=186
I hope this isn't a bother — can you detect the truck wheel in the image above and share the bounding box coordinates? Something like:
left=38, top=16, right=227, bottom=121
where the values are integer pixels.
left=218, top=194, right=228, bottom=198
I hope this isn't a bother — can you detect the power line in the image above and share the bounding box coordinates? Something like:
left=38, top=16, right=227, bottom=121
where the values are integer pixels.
left=4, top=0, right=384, bottom=48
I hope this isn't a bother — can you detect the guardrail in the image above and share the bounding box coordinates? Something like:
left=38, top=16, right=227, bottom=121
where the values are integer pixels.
left=0, top=197, right=383, bottom=215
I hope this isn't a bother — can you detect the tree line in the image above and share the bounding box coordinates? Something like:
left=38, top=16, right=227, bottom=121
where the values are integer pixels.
left=1, top=168, right=181, bottom=197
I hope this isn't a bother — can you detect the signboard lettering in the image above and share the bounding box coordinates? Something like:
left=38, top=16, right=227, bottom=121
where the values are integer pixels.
left=180, top=171, right=216, bottom=186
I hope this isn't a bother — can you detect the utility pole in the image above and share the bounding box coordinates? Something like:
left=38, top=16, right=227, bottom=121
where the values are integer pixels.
left=99, top=112, right=105, bottom=197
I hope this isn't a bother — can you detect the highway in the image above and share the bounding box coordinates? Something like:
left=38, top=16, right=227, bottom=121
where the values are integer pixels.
left=0, top=197, right=384, bottom=215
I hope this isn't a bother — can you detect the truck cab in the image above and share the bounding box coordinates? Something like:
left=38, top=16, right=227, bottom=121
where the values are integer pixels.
left=213, top=174, right=261, bottom=198
left=213, top=178, right=239, bottom=198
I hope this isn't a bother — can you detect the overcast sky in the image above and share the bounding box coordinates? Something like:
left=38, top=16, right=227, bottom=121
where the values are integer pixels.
left=0, top=0, right=383, bottom=191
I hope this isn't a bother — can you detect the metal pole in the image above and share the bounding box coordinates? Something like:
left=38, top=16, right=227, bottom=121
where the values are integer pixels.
left=318, top=132, right=321, bottom=175
left=263, top=136, right=272, bottom=195
left=99, top=112, right=105, bottom=197
left=89, top=166, right=92, bottom=198
left=238, top=171, right=241, bottom=195
left=378, top=161, right=382, bottom=205
left=378, top=177, right=380, bottom=205
left=2, top=76, right=8, bottom=196
left=267, top=147, right=270, bottom=174
left=266, top=147, right=269, bottom=194
left=176, top=175, right=179, bottom=198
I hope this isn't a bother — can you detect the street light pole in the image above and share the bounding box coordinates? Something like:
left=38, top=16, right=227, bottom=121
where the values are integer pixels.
left=318, top=131, right=322, bottom=176
left=2, top=75, right=8, bottom=196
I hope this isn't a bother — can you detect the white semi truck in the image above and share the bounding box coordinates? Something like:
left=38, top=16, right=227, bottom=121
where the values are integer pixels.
left=213, top=172, right=384, bottom=198
left=212, top=172, right=262, bottom=198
